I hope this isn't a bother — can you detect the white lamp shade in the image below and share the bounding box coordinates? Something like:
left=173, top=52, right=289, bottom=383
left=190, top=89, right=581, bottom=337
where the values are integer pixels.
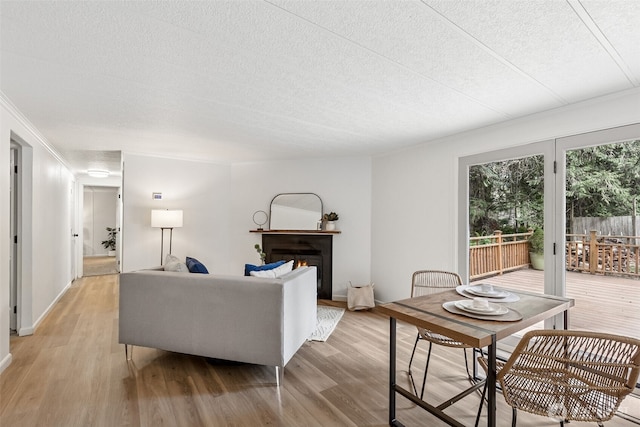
left=151, top=209, right=183, bottom=228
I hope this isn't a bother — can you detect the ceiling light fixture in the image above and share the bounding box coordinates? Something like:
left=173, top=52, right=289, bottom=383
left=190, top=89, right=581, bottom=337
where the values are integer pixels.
left=87, top=169, right=110, bottom=178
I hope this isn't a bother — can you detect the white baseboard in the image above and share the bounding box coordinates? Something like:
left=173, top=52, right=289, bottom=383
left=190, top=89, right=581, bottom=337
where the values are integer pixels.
left=0, top=352, right=12, bottom=374
left=18, top=326, right=34, bottom=336
left=26, top=279, right=73, bottom=336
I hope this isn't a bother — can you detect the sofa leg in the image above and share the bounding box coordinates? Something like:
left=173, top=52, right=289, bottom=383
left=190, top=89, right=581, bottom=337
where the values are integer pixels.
left=125, top=344, right=133, bottom=361
left=275, top=366, right=283, bottom=386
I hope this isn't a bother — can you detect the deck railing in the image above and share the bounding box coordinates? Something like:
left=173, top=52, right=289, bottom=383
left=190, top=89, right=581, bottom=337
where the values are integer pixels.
left=469, top=231, right=532, bottom=280
left=470, top=230, right=640, bottom=279
left=566, top=231, right=639, bottom=278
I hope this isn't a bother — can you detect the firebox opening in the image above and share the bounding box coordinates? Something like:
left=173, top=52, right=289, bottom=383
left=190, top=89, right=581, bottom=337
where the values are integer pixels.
left=262, top=234, right=333, bottom=300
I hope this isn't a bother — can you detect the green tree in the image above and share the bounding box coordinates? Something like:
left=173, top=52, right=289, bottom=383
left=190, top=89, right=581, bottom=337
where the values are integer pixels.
left=469, top=155, right=543, bottom=236
left=469, top=140, right=640, bottom=238
left=566, top=140, right=640, bottom=219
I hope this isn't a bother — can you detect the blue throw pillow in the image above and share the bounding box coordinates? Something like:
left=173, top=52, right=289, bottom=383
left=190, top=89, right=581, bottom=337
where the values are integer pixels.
left=244, top=260, right=286, bottom=276
left=186, top=256, right=209, bottom=274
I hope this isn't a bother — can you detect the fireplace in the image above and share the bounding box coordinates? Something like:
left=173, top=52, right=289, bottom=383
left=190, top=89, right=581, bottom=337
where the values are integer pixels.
left=262, top=234, right=333, bottom=299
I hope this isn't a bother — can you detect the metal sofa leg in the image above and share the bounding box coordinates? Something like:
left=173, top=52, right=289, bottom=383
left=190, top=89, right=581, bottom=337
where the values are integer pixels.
left=275, top=366, right=284, bottom=386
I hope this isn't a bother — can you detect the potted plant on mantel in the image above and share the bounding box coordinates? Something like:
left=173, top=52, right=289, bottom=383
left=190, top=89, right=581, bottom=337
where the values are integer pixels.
left=323, top=212, right=339, bottom=231
left=102, top=227, right=117, bottom=257
left=528, top=228, right=544, bottom=270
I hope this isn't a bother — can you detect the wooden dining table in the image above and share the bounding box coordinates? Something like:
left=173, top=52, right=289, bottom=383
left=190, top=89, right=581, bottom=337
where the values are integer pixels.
left=377, top=287, right=574, bottom=427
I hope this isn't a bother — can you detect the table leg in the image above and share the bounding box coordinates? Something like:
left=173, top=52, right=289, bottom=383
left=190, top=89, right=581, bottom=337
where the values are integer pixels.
left=389, top=317, right=397, bottom=426
left=487, top=335, right=496, bottom=427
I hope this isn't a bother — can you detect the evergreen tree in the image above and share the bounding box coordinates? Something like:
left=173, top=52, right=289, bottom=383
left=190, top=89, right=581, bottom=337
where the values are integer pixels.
left=469, top=140, right=640, bottom=237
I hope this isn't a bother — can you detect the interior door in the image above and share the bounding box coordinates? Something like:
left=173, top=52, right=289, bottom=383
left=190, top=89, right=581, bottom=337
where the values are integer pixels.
left=9, top=147, right=18, bottom=332
left=70, top=181, right=77, bottom=281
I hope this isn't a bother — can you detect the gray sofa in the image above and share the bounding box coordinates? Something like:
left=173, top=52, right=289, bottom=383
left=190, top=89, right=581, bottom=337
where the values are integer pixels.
left=118, top=266, right=317, bottom=383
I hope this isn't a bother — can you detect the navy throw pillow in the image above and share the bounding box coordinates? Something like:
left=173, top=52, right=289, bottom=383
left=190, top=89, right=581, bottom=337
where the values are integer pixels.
left=244, top=260, right=286, bottom=276
left=186, top=256, right=209, bottom=274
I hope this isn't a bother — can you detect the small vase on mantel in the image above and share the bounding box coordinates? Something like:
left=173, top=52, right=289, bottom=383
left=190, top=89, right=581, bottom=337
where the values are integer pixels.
left=322, top=212, right=339, bottom=231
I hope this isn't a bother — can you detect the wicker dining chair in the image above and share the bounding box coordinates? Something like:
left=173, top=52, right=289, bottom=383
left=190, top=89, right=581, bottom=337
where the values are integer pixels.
left=408, top=270, right=475, bottom=399
left=474, top=329, right=640, bottom=427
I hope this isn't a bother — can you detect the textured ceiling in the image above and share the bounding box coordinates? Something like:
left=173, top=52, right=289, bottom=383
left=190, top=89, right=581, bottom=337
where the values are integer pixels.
left=1, top=0, right=639, bottom=176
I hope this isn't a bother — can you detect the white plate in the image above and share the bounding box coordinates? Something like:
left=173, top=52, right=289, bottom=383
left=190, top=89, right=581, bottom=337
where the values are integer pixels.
left=454, top=300, right=509, bottom=316
left=466, top=285, right=510, bottom=298
left=456, top=286, right=520, bottom=303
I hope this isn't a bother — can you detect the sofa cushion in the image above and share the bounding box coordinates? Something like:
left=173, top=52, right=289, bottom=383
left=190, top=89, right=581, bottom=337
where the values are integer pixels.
left=186, top=256, right=209, bottom=274
left=250, top=260, right=294, bottom=278
left=164, top=254, right=189, bottom=272
left=244, top=260, right=286, bottom=276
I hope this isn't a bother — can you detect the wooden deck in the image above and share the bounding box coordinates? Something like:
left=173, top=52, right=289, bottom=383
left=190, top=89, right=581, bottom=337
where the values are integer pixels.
left=471, top=268, right=640, bottom=339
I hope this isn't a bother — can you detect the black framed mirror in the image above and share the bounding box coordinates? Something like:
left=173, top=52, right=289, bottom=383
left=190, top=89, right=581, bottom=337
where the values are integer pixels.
left=269, top=193, right=323, bottom=230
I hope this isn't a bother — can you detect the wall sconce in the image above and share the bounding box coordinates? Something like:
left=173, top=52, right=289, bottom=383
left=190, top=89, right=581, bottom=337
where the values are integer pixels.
left=151, top=209, right=183, bottom=264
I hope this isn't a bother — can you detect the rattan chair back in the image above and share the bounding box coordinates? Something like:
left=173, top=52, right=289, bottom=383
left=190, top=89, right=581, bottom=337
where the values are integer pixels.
left=407, top=270, right=473, bottom=399
left=411, top=270, right=463, bottom=298
left=411, top=270, right=469, bottom=348
left=486, top=329, right=640, bottom=424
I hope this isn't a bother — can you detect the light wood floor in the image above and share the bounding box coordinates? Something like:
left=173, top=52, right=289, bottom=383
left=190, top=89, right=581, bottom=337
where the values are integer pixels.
left=83, top=256, right=119, bottom=277
left=2, top=274, right=639, bottom=426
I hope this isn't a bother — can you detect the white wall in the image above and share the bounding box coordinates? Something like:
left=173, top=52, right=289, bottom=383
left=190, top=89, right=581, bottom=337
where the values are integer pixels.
left=372, top=88, right=640, bottom=303
left=121, top=153, right=232, bottom=273
left=0, top=99, right=10, bottom=371
left=83, top=186, right=118, bottom=256
left=121, top=153, right=372, bottom=299
left=31, top=147, right=74, bottom=328
left=230, top=156, right=372, bottom=299
left=0, top=94, right=75, bottom=373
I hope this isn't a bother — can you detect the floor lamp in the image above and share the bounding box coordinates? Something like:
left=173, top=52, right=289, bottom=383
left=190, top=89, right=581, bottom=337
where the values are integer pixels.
left=151, top=209, right=183, bottom=265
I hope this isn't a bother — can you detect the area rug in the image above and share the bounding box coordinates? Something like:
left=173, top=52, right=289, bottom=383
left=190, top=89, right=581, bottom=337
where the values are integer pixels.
left=308, top=306, right=345, bottom=342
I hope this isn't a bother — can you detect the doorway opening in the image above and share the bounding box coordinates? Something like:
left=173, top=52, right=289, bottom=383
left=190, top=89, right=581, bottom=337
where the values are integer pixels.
left=82, top=186, right=119, bottom=276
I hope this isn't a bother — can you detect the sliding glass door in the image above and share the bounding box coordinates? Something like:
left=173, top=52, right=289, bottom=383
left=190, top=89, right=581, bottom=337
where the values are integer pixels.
left=459, top=141, right=557, bottom=337
left=558, top=126, right=640, bottom=339
left=459, top=124, right=640, bottom=335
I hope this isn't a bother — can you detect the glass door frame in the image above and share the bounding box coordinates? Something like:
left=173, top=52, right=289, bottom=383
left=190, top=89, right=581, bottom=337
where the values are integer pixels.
left=458, top=123, right=640, bottom=332
left=458, top=140, right=557, bottom=328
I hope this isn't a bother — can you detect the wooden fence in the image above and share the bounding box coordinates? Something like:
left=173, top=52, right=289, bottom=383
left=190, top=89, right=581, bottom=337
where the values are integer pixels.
left=470, top=230, right=640, bottom=280
left=571, top=216, right=639, bottom=238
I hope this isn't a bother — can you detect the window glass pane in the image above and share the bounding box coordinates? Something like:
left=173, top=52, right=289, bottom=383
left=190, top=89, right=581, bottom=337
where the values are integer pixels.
left=565, top=140, right=640, bottom=339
